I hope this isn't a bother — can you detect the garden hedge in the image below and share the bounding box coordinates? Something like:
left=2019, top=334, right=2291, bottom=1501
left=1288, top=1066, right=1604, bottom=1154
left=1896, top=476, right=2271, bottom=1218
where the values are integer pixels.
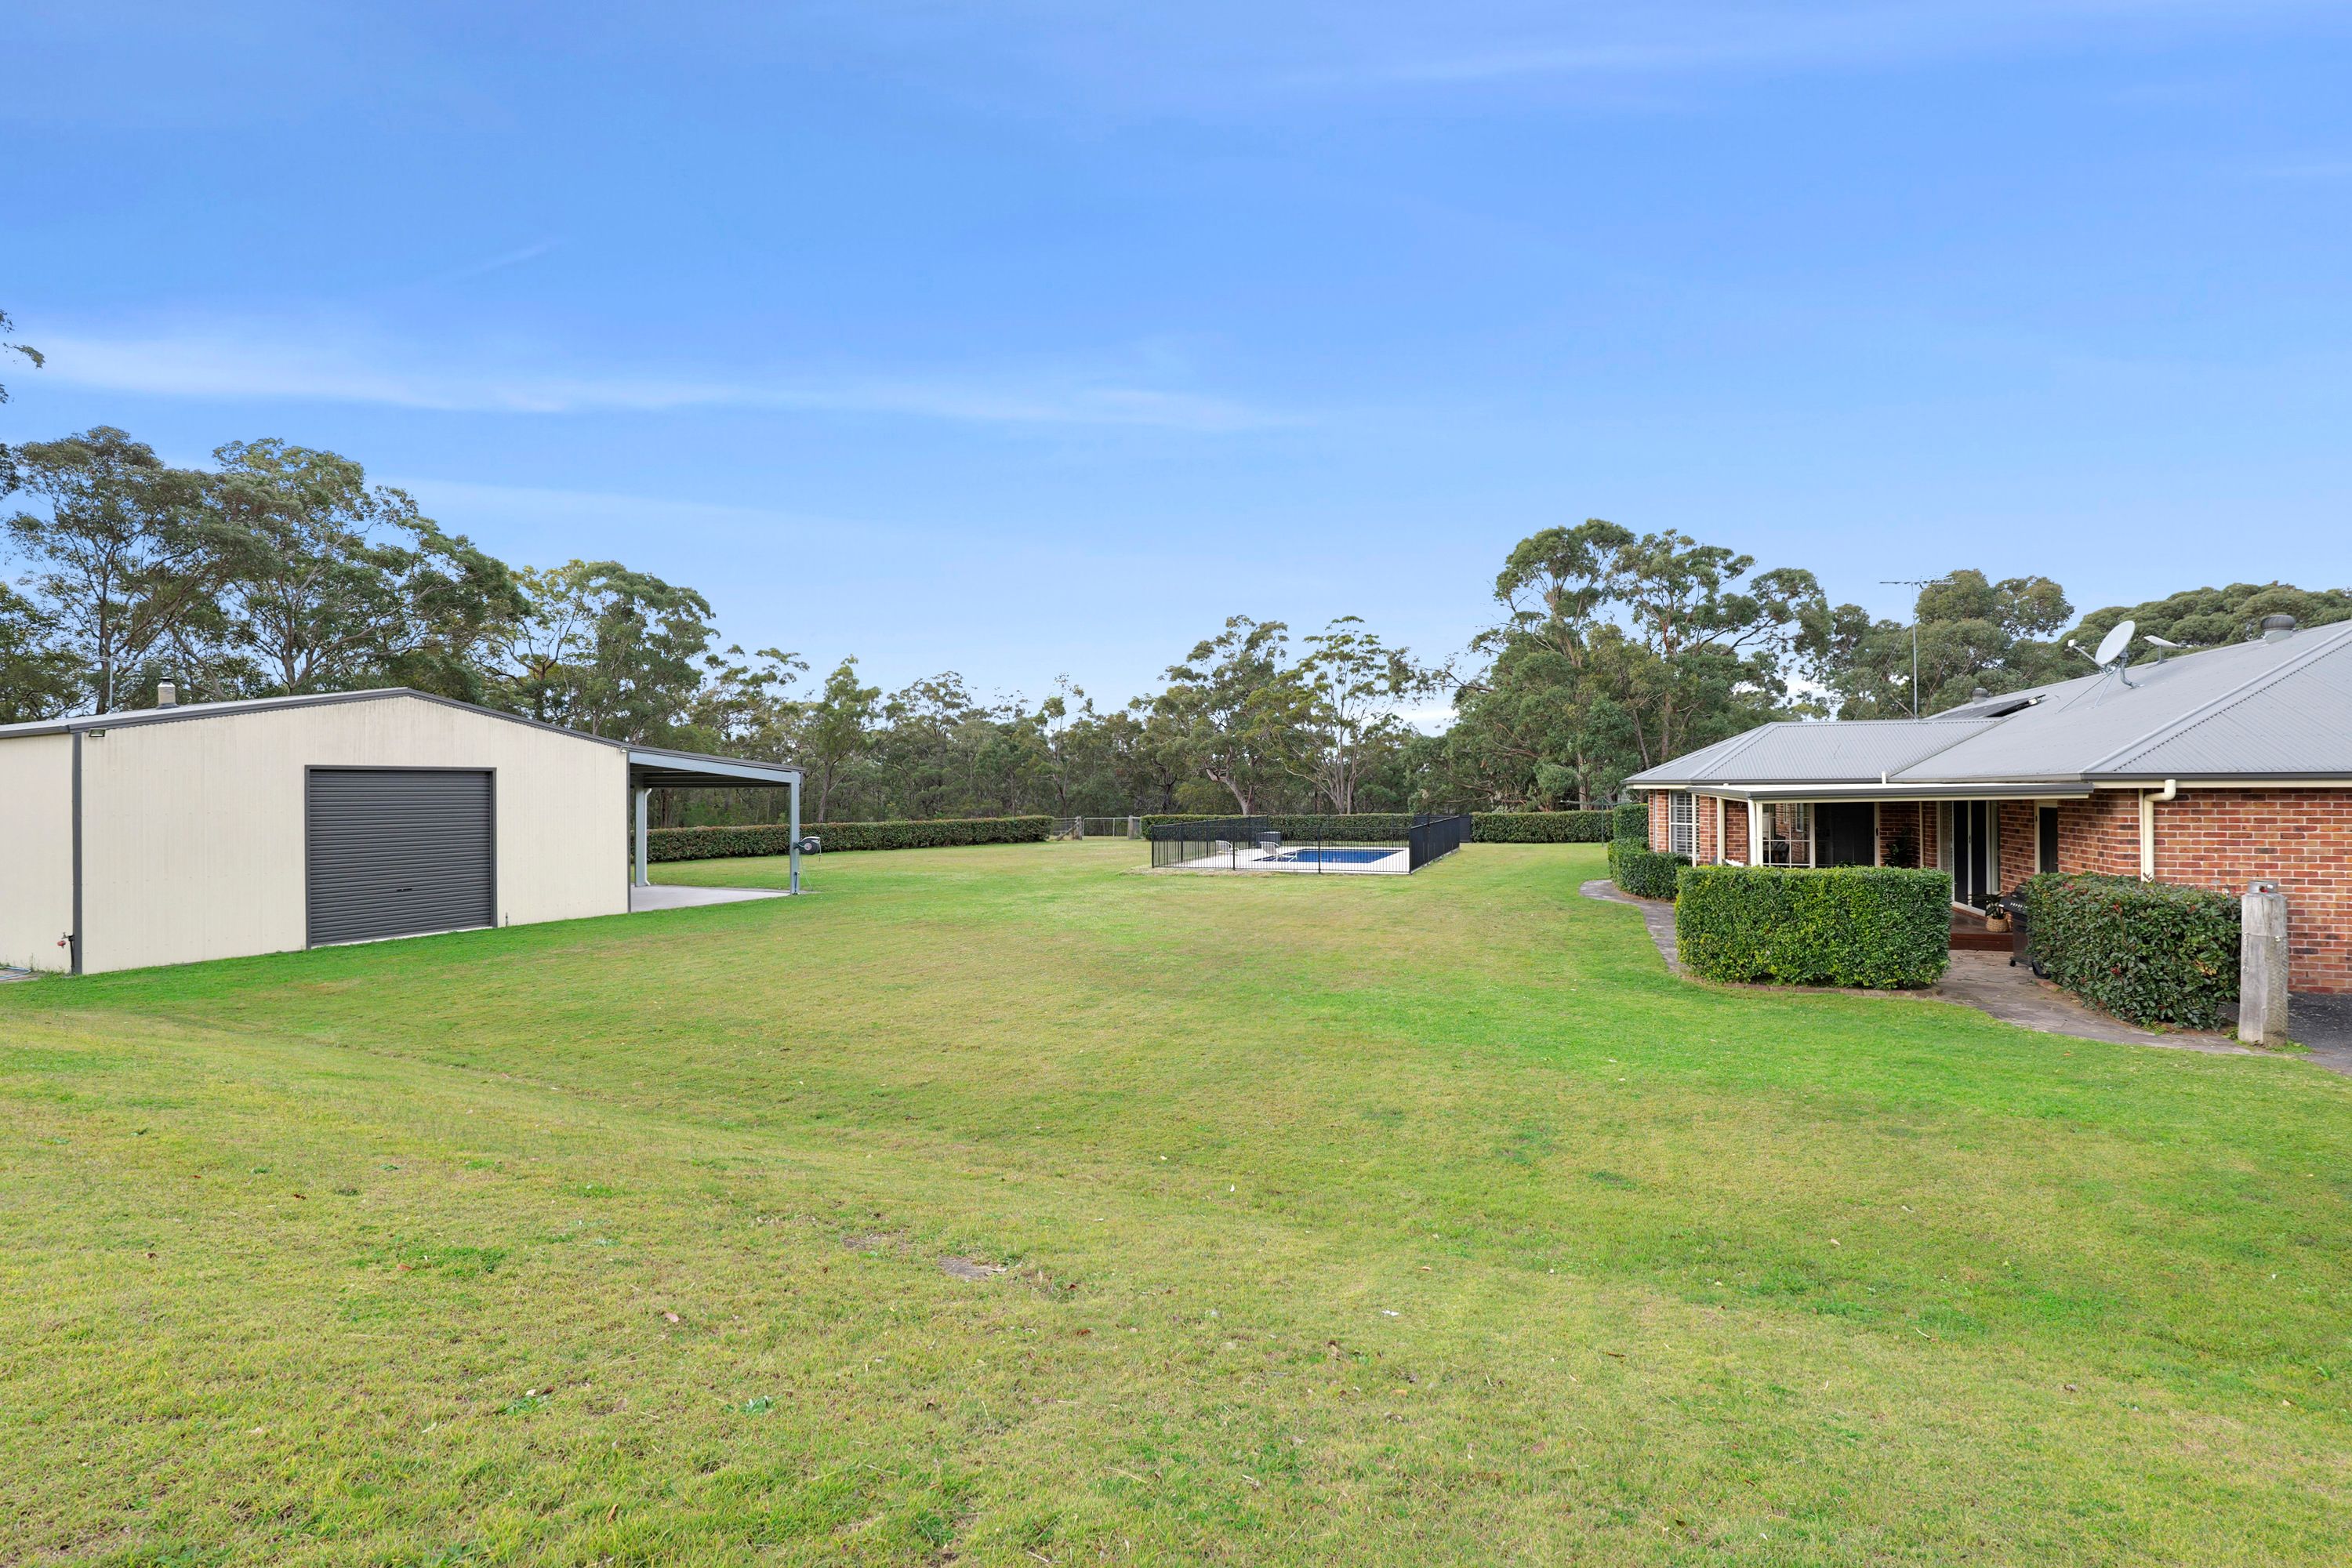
left=2018, top=873, right=2241, bottom=1028
left=646, top=815, right=1053, bottom=862
left=1140, top=813, right=1416, bottom=842
left=1470, top=811, right=1616, bottom=843
left=1674, top=865, right=1952, bottom=989
left=1138, top=811, right=1618, bottom=843
left=1607, top=837, right=1688, bottom=900
left=1613, top=800, right=1651, bottom=841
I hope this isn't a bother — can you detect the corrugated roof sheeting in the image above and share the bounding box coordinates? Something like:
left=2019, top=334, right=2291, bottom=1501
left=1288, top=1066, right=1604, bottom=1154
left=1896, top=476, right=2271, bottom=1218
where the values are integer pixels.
left=1628, top=719, right=1994, bottom=786
left=1625, top=620, right=2352, bottom=790
left=2107, top=647, right=2352, bottom=777
left=1893, top=621, right=2352, bottom=782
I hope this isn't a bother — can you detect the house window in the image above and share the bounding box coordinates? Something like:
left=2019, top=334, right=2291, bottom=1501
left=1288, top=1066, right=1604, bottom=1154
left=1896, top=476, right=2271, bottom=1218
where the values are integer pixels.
left=1759, top=802, right=1813, bottom=867
left=2037, top=806, right=2060, bottom=874
left=1668, top=793, right=1697, bottom=858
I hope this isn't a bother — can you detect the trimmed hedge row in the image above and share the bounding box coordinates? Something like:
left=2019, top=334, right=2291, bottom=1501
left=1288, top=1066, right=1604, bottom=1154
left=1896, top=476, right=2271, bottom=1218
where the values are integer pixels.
left=1675, top=865, right=1952, bottom=989
left=1613, top=800, right=1650, bottom=841
left=1607, top=837, right=1688, bottom=900
left=646, top=815, right=1053, bottom=862
left=1140, top=813, right=1415, bottom=843
left=1138, top=810, right=1625, bottom=844
left=2019, top=873, right=2241, bottom=1028
left=1470, top=811, right=1616, bottom=843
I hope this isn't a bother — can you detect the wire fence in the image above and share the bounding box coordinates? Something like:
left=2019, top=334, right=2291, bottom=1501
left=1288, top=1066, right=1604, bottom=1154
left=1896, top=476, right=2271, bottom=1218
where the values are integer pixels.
left=1145, top=814, right=1472, bottom=874
left=1052, top=816, right=1142, bottom=840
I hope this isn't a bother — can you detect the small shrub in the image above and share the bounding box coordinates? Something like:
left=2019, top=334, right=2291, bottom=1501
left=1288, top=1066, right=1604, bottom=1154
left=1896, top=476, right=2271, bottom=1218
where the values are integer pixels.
left=2020, top=873, right=2240, bottom=1028
left=1471, top=811, right=1616, bottom=843
left=1613, top=800, right=1650, bottom=841
left=1607, top=836, right=1687, bottom=900
left=1674, top=865, right=1952, bottom=989
left=646, top=816, right=1052, bottom=862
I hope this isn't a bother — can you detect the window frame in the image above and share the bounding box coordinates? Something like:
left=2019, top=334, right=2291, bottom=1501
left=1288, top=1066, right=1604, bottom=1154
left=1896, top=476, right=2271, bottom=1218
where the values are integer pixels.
left=1667, top=792, right=1697, bottom=858
left=1759, top=800, right=1815, bottom=868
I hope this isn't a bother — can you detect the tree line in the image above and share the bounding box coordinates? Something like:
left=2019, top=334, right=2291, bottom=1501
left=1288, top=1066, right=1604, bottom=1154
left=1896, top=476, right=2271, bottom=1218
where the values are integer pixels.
left=5, top=414, right=2346, bottom=825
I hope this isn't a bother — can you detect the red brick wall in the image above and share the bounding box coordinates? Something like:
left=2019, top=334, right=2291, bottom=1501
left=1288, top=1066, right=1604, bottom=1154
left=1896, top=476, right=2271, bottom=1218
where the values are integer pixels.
left=1720, top=797, right=1751, bottom=863
left=1878, top=801, right=1922, bottom=868
left=1694, top=794, right=1718, bottom=863
left=2057, top=792, right=2141, bottom=880
left=1998, top=801, right=2038, bottom=895
left=2151, top=789, right=2352, bottom=994
left=1649, top=790, right=1671, bottom=852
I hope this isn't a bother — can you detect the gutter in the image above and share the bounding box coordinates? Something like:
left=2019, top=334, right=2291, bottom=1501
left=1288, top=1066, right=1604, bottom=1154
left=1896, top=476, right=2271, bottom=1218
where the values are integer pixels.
left=1691, top=780, right=2094, bottom=803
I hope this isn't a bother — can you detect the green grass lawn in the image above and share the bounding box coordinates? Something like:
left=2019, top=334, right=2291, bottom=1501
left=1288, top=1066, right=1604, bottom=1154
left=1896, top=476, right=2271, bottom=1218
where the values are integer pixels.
left=4, top=841, right=2348, bottom=1566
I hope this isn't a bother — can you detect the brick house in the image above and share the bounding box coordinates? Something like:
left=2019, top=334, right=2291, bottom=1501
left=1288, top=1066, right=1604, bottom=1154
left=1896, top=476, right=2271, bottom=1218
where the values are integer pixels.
left=1623, top=616, right=2352, bottom=993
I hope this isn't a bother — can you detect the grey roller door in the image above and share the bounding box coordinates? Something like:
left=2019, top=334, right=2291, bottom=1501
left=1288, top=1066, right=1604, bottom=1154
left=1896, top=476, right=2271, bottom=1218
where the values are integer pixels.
left=307, top=769, right=495, bottom=947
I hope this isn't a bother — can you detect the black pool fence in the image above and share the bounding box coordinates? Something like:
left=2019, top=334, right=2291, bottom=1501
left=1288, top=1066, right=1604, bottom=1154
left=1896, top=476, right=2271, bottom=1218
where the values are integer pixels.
left=1407, top=812, right=1472, bottom=870
left=1146, top=813, right=1472, bottom=873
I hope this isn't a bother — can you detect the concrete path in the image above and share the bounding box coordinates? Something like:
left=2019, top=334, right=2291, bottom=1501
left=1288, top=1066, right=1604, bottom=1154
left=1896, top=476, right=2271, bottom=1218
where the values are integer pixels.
left=1579, top=878, right=2350, bottom=1073
left=630, top=884, right=788, bottom=912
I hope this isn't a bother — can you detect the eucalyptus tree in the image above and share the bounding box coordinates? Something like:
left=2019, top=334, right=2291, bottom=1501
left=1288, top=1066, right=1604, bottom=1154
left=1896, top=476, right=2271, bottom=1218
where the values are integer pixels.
left=0, top=581, right=79, bottom=722
left=0, top=308, right=38, bottom=405
left=800, top=657, right=883, bottom=821
left=1812, top=569, right=2072, bottom=718
left=1157, top=615, right=1316, bottom=815
left=191, top=439, right=524, bottom=702
left=1445, top=521, right=1824, bottom=804
left=1297, top=615, right=1429, bottom=815
left=1, top=426, right=213, bottom=713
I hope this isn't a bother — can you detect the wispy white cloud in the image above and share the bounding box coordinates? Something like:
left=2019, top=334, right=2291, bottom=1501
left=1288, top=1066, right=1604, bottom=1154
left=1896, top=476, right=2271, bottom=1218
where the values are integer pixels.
left=416, top=238, right=566, bottom=289
left=31, top=321, right=1287, bottom=433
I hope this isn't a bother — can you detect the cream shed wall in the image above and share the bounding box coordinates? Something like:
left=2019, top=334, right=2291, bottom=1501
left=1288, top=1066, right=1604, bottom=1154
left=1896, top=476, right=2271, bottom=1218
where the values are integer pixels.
left=0, top=733, right=74, bottom=971
left=76, top=695, right=630, bottom=975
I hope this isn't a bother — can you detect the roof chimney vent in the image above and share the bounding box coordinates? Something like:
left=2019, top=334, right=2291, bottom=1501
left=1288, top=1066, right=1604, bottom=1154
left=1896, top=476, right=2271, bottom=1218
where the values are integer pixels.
left=155, top=681, right=178, bottom=708
left=1971, top=685, right=1990, bottom=702
left=2260, top=613, right=2297, bottom=642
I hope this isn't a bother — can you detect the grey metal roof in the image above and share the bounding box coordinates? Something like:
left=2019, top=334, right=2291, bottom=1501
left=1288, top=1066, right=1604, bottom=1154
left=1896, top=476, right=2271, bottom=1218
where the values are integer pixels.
left=1889, top=619, right=2352, bottom=784
left=1628, top=619, right=2352, bottom=793
left=0, top=687, right=804, bottom=786
left=1624, top=718, right=1998, bottom=787
left=627, top=745, right=801, bottom=787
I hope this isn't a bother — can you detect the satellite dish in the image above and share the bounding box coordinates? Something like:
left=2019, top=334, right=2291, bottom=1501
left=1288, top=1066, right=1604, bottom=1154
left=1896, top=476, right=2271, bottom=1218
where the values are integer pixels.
left=2092, top=619, right=2135, bottom=667
left=2144, top=634, right=2183, bottom=648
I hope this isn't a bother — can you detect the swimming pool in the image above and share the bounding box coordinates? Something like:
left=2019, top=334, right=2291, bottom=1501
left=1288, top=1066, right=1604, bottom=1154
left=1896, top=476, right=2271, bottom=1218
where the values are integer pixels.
left=1272, top=848, right=1398, bottom=866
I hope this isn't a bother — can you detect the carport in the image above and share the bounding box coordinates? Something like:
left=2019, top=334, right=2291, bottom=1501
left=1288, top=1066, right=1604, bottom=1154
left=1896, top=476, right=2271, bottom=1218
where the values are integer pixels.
left=626, top=745, right=804, bottom=898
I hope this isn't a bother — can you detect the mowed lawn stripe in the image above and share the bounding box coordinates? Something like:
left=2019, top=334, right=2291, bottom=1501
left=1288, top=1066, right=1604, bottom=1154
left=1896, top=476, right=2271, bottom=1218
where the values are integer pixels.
left=2, top=841, right=2347, bottom=1564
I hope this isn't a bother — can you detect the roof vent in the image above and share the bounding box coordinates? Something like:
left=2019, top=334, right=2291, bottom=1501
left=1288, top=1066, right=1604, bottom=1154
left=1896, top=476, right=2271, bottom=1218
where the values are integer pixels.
left=2260, top=613, right=2296, bottom=642
left=155, top=681, right=177, bottom=708
left=1971, top=685, right=1990, bottom=702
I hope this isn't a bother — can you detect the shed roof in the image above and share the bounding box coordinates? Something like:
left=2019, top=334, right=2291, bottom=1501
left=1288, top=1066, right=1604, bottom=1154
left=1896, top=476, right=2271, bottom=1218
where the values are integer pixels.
left=1625, top=619, right=2352, bottom=793
left=0, top=688, right=802, bottom=784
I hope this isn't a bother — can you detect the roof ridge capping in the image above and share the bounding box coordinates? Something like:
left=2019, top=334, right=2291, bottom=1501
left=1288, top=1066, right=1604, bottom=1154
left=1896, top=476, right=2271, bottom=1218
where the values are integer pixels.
left=2083, top=619, right=2352, bottom=776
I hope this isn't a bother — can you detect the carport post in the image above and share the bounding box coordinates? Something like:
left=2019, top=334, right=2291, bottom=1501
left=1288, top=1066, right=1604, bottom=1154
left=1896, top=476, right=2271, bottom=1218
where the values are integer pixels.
left=788, top=774, right=802, bottom=895
left=633, top=786, right=651, bottom=888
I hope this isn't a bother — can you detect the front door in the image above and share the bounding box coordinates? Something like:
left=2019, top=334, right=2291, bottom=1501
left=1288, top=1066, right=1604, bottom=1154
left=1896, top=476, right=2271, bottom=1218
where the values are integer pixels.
left=1948, top=800, right=1992, bottom=907
left=1817, top=803, right=1876, bottom=867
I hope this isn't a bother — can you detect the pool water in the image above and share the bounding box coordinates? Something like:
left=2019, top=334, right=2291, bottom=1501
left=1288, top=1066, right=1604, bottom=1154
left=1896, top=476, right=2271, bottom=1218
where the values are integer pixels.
left=1272, top=848, right=1396, bottom=865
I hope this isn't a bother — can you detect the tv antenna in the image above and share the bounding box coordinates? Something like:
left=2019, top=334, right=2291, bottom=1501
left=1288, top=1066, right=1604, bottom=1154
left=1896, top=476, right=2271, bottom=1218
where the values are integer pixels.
left=1880, top=577, right=1954, bottom=718
left=2065, top=618, right=2139, bottom=687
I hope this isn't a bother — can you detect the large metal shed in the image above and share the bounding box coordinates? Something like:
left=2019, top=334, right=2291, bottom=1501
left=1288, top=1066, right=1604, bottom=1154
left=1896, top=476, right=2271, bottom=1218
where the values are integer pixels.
left=0, top=688, right=800, bottom=976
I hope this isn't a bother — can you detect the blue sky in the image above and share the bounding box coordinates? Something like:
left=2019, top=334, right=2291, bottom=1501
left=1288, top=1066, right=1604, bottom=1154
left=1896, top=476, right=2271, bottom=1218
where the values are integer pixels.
left=7, top=2, right=2350, bottom=713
